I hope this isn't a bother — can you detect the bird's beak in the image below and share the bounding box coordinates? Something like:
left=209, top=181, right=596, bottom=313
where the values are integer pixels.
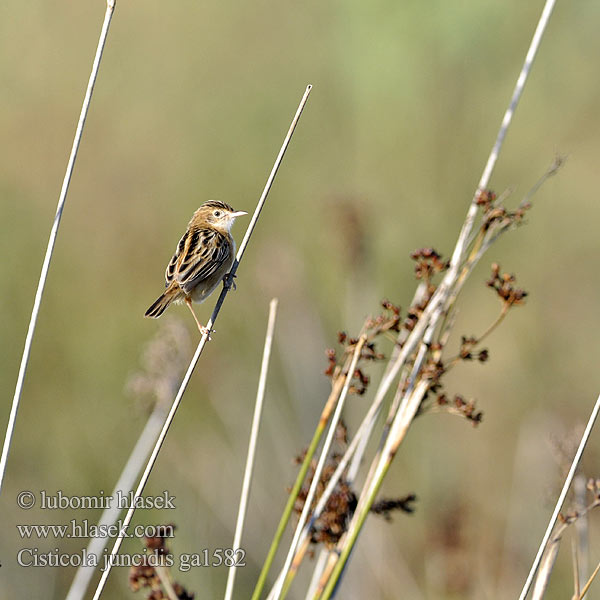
left=231, top=211, right=248, bottom=218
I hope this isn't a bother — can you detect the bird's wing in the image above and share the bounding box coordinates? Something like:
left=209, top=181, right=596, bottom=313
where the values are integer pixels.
left=168, top=227, right=231, bottom=294
left=164, top=229, right=189, bottom=287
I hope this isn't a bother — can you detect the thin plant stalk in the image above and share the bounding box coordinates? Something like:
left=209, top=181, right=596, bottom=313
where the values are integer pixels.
left=155, top=566, right=179, bottom=600
left=306, top=549, right=330, bottom=600
left=518, top=392, right=600, bottom=600
left=572, top=537, right=581, bottom=599
left=574, top=474, right=590, bottom=597
left=92, top=84, right=312, bottom=600
left=268, top=383, right=388, bottom=597
left=309, top=2, right=558, bottom=592
left=443, top=0, right=558, bottom=290
left=66, top=402, right=170, bottom=600
left=224, top=298, right=279, bottom=600
left=269, top=0, right=556, bottom=593
left=531, top=537, right=560, bottom=600
left=477, top=0, right=557, bottom=192
left=274, top=537, right=310, bottom=600
left=316, top=380, right=429, bottom=600
left=250, top=345, right=359, bottom=600
left=350, top=316, right=435, bottom=525
left=579, top=561, right=600, bottom=600
left=0, top=0, right=117, bottom=495
left=252, top=356, right=357, bottom=600
left=346, top=282, right=428, bottom=482
left=279, top=292, right=427, bottom=588
left=273, top=336, right=367, bottom=600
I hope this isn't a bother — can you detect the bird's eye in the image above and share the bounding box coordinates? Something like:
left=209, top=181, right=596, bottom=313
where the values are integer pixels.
left=213, top=210, right=222, bottom=217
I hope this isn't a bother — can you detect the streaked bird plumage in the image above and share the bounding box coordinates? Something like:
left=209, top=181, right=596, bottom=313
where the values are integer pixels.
left=145, top=201, right=246, bottom=333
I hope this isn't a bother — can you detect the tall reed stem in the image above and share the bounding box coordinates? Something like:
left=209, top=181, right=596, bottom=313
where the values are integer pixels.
left=91, top=84, right=311, bottom=599
left=0, top=0, right=117, bottom=495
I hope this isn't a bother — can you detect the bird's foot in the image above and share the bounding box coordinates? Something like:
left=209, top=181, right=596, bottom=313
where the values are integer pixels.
left=199, top=324, right=214, bottom=340
left=223, top=272, right=237, bottom=291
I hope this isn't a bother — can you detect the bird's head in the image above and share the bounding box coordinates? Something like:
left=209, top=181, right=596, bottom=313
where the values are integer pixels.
left=195, top=200, right=247, bottom=232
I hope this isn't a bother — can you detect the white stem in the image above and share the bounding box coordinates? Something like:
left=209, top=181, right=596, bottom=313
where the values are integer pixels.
left=271, top=336, right=366, bottom=599
left=0, top=0, right=116, bottom=495
left=518, top=392, right=600, bottom=600
left=224, top=298, right=279, bottom=600
left=91, top=85, right=311, bottom=600
left=347, top=0, right=558, bottom=496
left=477, top=0, right=557, bottom=193
left=305, top=549, right=330, bottom=600
left=65, top=404, right=168, bottom=600
left=274, top=335, right=366, bottom=598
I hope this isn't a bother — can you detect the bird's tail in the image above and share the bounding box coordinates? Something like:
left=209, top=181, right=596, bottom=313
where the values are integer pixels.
left=144, top=287, right=179, bottom=318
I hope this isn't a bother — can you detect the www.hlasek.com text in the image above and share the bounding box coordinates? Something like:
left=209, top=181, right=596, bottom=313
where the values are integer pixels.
left=17, top=520, right=174, bottom=540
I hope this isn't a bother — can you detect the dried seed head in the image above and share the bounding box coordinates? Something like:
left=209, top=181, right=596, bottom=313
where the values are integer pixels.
left=476, top=188, right=497, bottom=207
left=410, top=247, right=449, bottom=281
left=371, top=494, right=417, bottom=520
left=487, top=264, right=528, bottom=308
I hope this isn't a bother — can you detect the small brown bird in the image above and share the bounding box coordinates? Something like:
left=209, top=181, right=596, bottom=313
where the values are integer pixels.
left=145, top=200, right=247, bottom=335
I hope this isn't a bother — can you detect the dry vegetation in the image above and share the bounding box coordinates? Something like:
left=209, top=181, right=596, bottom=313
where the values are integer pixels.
left=2, top=2, right=600, bottom=600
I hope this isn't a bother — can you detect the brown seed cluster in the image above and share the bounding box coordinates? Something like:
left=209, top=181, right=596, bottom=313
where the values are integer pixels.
left=406, top=250, right=449, bottom=333
left=326, top=284, right=491, bottom=429
left=324, top=309, right=390, bottom=392
left=351, top=368, right=370, bottom=396
left=129, top=524, right=194, bottom=600
left=143, top=525, right=175, bottom=555
left=142, top=584, right=194, bottom=600
left=410, top=247, right=450, bottom=281
left=364, top=300, right=402, bottom=335
left=475, top=187, right=531, bottom=232
left=475, top=188, right=497, bottom=206
left=293, top=425, right=358, bottom=547
left=587, top=478, right=600, bottom=501
left=422, top=357, right=446, bottom=393
left=403, top=294, right=432, bottom=333
left=129, top=561, right=160, bottom=593
left=436, top=394, right=483, bottom=426
left=293, top=423, right=416, bottom=548
left=559, top=479, right=600, bottom=525
left=324, top=348, right=338, bottom=378
left=414, top=345, right=485, bottom=425
left=486, top=263, right=528, bottom=307
left=459, top=336, right=489, bottom=362
left=371, top=495, right=417, bottom=520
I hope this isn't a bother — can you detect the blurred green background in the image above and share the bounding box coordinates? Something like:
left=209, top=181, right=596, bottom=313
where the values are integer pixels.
left=2, top=1, right=600, bottom=598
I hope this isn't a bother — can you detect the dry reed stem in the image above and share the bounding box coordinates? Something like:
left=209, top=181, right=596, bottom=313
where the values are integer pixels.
left=316, top=381, right=429, bottom=600
left=67, top=318, right=190, bottom=600
left=91, top=85, right=311, bottom=600
left=286, top=290, right=440, bottom=592
left=271, top=336, right=367, bottom=599
left=519, top=392, right=600, bottom=600
left=65, top=403, right=170, bottom=600
left=0, top=0, right=116, bottom=495
left=531, top=539, right=560, bottom=600
left=155, top=565, right=179, bottom=600
left=224, top=298, right=279, bottom=600
left=252, top=348, right=358, bottom=600
left=572, top=537, right=581, bottom=599
left=305, top=549, right=330, bottom=600
left=531, top=489, right=600, bottom=599
left=346, top=282, right=428, bottom=482
left=574, top=474, right=590, bottom=596
left=578, top=560, right=600, bottom=599
left=308, top=0, right=559, bottom=593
